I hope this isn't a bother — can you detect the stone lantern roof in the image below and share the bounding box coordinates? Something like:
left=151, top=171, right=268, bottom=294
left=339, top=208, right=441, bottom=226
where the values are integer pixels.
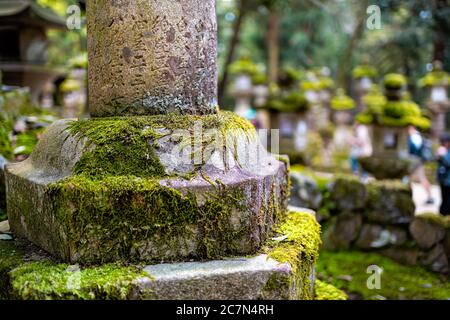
left=0, top=0, right=66, bottom=29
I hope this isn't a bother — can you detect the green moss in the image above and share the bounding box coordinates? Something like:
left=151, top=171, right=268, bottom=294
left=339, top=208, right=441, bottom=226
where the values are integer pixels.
left=264, top=91, right=309, bottom=113
left=9, top=261, right=149, bottom=300
left=352, top=65, right=378, bottom=80
left=314, top=279, right=348, bottom=300
left=415, top=213, right=450, bottom=229
left=317, top=250, right=450, bottom=300
left=331, top=89, right=355, bottom=110
left=266, top=211, right=322, bottom=300
left=0, top=241, right=26, bottom=299
left=419, top=70, right=450, bottom=88
left=0, top=114, right=13, bottom=160
left=360, top=157, right=411, bottom=180
left=383, top=73, right=407, bottom=90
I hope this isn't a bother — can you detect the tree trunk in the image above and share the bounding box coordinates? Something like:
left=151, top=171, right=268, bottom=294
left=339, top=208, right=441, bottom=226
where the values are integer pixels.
left=268, top=9, right=280, bottom=83
left=336, top=0, right=369, bottom=90
left=218, top=0, right=247, bottom=107
left=87, top=0, right=218, bottom=117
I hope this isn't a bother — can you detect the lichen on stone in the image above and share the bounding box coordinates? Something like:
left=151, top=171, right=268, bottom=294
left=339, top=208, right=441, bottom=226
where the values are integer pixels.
left=265, top=211, right=322, bottom=300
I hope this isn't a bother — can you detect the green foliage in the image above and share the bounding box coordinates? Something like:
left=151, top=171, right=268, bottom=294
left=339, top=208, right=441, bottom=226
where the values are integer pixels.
left=317, top=250, right=450, bottom=300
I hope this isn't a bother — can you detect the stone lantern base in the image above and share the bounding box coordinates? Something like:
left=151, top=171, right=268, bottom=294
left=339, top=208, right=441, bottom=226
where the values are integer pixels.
left=0, top=207, right=321, bottom=300
left=5, top=112, right=289, bottom=264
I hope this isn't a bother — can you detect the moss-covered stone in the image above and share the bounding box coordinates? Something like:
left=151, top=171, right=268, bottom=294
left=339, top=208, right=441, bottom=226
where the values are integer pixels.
left=314, top=279, right=348, bottom=300
left=265, top=211, right=322, bottom=300
left=359, top=156, right=411, bottom=180
left=6, top=111, right=289, bottom=264
left=330, top=175, right=367, bottom=211
left=366, top=180, right=415, bottom=225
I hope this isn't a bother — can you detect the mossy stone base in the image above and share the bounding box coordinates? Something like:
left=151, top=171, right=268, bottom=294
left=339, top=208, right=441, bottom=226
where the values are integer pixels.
left=0, top=211, right=321, bottom=300
left=5, top=112, right=289, bottom=264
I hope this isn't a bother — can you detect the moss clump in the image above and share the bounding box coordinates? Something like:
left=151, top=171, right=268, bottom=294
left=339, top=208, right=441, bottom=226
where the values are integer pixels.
left=352, top=65, right=378, bottom=80
left=357, top=98, right=430, bottom=131
left=383, top=73, right=407, bottom=90
left=0, top=114, right=13, bottom=160
left=359, top=157, right=411, bottom=180
left=9, top=261, right=149, bottom=300
left=314, top=279, right=348, bottom=300
left=0, top=241, right=26, bottom=299
left=264, top=90, right=310, bottom=113
left=331, top=89, right=355, bottom=111
left=266, top=211, right=322, bottom=300
left=419, top=70, right=450, bottom=88
left=415, top=213, right=450, bottom=229
left=317, top=250, right=450, bottom=300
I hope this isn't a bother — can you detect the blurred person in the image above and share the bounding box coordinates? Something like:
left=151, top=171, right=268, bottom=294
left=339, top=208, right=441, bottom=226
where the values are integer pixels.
left=408, top=125, right=434, bottom=205
left=350, top=123, right=372, bottom=178
left=436, top=133, right=450, bottom=215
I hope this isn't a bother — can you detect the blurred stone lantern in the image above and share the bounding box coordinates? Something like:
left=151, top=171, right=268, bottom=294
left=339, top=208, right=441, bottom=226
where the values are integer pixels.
left=264, top=89, right=310, bottom=154
left=419, top=61, right=450, bottom=139
left=229, top=57, right=263, bottom=119
left=352, top=64, right=378, bottom=112
left=330, top=88, right=355, bottom=150
left=252, top=78, right=270, bottom=129
left=355, top=75, right=431, bottom=180
left=60, top=75, right=85, bottom=118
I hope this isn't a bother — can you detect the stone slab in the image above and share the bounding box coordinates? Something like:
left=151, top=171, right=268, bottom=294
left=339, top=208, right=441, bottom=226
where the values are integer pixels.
left=0, top=236, right=315, bottom=300
left=141, top=255, right=293, bottom=300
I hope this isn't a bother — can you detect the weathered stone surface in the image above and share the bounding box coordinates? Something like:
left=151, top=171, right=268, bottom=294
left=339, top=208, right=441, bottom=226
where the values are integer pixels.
left=409, top=216, right=446, bottom=249
left=385, top=226, right=409, bottom=246
left=88, top=0, right=218, bottom=116
left=0, top=225, right=318, bottom=300
left=327, top=213, right=363, bottom=249
left=366, top=180, right=415, bottom=224
left=142, top=255, right=294, bottom=300
left=5, top=114, right=289, bottom=264
left=289, top=172, right=322, bottom=210
left=330, top=176, right=367, bottom=211
left=420, top=244, right=449, bottom=274
left=355, top=224, right=391, bottom=249
left=380, top=247, right=420, bottom=266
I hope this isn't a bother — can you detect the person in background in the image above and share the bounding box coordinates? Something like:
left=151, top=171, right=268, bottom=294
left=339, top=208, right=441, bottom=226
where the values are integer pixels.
left=408, top=125, right=434, bottom=205
left=436, top=133, right=450, bottom=215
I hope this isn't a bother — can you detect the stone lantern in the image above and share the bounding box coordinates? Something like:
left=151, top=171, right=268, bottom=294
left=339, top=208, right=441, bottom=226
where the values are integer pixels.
left=3, top=0, right=321, bottom=300
left=419, top=61, right=450, bottom=139
left=352, top=64, right=378, bottom=112
left=330, top=88, right=355, bottom=150
left=356, top=74, right=430, bottom=179
left=0, top=0, right=66, bottom=103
